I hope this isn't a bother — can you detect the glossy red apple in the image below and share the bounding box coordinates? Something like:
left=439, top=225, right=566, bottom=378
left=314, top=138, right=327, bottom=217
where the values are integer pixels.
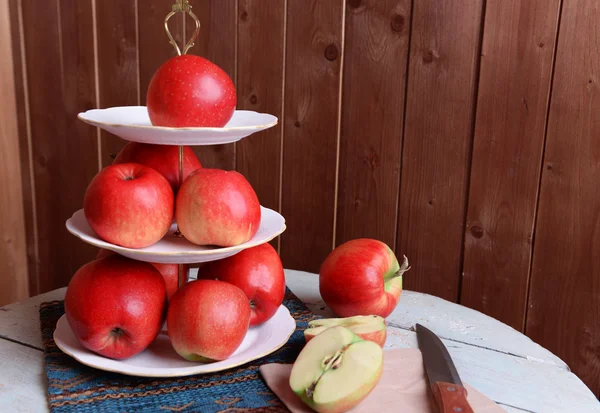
left=96, top=249, right=187, bottom=301
left=175, top=168, right=261, bottom=247
left=113, top=142, right=202, bottom=193
left=319, top=239, right=410, bottom=318
left=64, top=254, right=167, bottom=360
left=146, top=54, right=236, bottom=127
left=83, top=163, right=174, bottom=249
left=196, top=243, right=285, bottom=326
left=167, top=279, right=251, bottom=362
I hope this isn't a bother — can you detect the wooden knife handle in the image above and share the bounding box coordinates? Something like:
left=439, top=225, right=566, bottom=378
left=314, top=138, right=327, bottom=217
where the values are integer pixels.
left=432, top=382, right=474, bottom=413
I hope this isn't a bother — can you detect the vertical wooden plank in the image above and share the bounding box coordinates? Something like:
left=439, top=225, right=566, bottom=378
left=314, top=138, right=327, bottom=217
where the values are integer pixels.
left=21, top=0, right=98, bottom=292
left=96, top=0, right=139, bottom=166
left=527, top=0, right=600, bottom=395
left=9, top=0, right=37, bottom=295
left=460, top=0, right=562, bottom=330
left=335, top=0, right=411, bottom=248
left=280, top=0, right=344, bottom=272
left=138, top=0, right=183, bottom=105
left=186, top=0, right=236, bottom=170
left=236, top=0, right=285, bottom=214
left=397, top=0, right=483, bottom=301
left=57, top=0, right=100, bottom=275
left=0, top=0, right=28, bottom=305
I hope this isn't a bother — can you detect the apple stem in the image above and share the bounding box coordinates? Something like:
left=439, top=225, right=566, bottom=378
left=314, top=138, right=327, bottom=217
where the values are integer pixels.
left=390, top=255, right=411, bottom=279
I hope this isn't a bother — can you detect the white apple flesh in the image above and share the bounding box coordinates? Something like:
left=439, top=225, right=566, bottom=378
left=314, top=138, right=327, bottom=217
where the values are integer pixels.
left=304, top=315, right=387, bottom=347
left=290, top=326, right=383, bottom=413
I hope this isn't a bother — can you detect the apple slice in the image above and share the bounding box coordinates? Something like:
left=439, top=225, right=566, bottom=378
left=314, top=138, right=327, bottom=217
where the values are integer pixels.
left=290, top=326, right=383, bottom=413
left=304, top=315, right=387, bottom=347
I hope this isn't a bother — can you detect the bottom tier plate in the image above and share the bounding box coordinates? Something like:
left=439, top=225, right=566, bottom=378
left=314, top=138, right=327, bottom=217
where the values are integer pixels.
left=53, top=305, right=296, bottom=377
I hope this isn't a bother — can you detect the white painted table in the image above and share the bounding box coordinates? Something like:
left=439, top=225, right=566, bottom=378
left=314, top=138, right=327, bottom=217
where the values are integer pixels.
left=1, top=269, right=599, bottom=413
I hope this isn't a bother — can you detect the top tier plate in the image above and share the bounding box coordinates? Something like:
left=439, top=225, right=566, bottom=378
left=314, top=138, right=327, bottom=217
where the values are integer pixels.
left=78, top=106, right=278, bottom=146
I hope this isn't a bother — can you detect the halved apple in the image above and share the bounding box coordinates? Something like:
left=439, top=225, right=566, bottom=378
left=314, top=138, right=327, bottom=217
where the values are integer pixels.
left=290, top=326, right=383, bottom=413
left=304, top=315, right=387, bottom=347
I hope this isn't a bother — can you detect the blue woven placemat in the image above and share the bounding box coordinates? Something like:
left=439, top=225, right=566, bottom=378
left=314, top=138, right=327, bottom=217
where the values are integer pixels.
left=40, top=288, right=320, bottom=412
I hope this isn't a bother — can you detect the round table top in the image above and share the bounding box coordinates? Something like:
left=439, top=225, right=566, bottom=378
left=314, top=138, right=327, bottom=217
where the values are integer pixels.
left=0, top=269, right=598, bottom=413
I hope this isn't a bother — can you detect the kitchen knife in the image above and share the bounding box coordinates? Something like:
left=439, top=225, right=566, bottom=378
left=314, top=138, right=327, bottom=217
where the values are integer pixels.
left=416, top=323, right=474, bottom=413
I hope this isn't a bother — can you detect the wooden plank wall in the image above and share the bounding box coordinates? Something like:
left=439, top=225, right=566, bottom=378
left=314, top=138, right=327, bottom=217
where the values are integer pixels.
left=461, top=0, right=562, bottom=330
left=397, top=0, right=483, bottom=302
left=336, top=0, right=410, bottom=252
left=0, top=0, right=28, bottom=305
left=526, top=0, right=600, bottom=394
left=280, top=0, right=343, bottom=271
left=7, top=0, right=600, bottom=396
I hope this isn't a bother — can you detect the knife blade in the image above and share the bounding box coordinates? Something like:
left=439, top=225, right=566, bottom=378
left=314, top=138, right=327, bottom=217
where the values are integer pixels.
left=416, top=323, right=474, bottom=413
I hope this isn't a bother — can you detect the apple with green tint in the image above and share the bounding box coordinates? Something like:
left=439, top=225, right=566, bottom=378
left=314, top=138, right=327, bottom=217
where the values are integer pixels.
left=304, top=315, right=387, bottom=347
left=175, top=168, right=261, bottom=247
left=319, top=239, right=409, bottom=318
left=167, top=279, right=251, bottom=362
left=290, top=326, right=383, bottom=413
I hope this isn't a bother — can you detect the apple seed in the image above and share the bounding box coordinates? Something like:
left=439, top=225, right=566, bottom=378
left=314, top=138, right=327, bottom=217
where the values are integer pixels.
left=305, top=348, right=347, bottom=400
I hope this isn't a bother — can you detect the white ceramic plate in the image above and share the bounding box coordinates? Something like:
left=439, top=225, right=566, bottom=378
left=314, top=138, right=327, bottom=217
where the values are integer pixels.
left=77, top=106, right=278, bottom=146
left=65, top=207, right=286, bottom=264
left=53, top=305, right=296, bottom=377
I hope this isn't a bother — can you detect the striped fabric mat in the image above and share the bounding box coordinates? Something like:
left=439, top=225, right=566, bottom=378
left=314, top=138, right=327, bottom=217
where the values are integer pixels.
left=40, top=288, right=319, bottom=412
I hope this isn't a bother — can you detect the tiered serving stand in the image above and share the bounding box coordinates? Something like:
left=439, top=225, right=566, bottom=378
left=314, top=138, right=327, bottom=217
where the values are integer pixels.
left=53, top=1, right=295, bottom=378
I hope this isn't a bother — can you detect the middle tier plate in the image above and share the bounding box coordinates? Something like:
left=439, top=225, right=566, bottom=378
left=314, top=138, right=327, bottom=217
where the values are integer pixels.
left=66, top=207, right=286, bottom=264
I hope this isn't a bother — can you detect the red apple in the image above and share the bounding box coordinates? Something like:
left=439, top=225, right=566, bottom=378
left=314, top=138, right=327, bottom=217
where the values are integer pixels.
left=96, top=249, right=187, bottom=301
left=196, top=243, right=285, bottom=326
left=319, top=239, right=410, bottom=318
left=64, top=254, right=167, bottom=360
left=304, top=315, right=387, bottom=347
left=146, top=54, right=236, bottom=127
left=175, top=168, right=261, bottom=247
left=113, top=142, right=202, bottom=193
left=83, top=163, right=174, bottom=249
left=167, top=279, right=251, bottom=362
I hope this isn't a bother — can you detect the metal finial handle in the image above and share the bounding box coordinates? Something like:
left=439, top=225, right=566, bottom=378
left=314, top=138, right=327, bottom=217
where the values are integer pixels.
left=165, top=0, right=201, bottom=56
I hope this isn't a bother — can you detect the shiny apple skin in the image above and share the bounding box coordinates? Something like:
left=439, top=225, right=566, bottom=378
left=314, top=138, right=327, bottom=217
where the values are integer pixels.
left=175, top=168, right=261, bottom=247
left=64, top=255, right=167, bottom=360
left=146, top=54, right=236, bottom=127
left=83, top=163, right=174, bottom=249
left=167, top=279, right=251, bottom=362
left=196, top=243, right=285, bottom=326
left=96, top=249, right=187, bottom=301
left=319, top=239, right=402, bottom=318
left=113, top=142, right=202, bottom=193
